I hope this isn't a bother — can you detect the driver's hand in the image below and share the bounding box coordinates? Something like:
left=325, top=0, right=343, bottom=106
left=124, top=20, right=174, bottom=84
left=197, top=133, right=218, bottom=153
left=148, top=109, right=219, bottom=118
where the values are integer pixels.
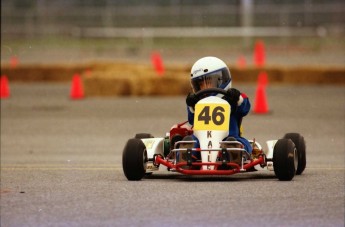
left=225, top=88, right=241, bottom=106
left=186, top=93, right=199, bottom=108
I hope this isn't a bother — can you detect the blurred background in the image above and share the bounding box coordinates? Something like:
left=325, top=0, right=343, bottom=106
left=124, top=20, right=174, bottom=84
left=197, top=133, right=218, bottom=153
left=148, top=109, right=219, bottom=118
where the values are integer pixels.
left=1, top=0, right=344, bottom=66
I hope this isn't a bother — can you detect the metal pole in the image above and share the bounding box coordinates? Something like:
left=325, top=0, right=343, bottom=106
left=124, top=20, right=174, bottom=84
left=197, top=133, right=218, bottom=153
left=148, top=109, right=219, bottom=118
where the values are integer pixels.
left=241, top=0, right=254, bottom=48
left=241, top=0, right=253, bottom=28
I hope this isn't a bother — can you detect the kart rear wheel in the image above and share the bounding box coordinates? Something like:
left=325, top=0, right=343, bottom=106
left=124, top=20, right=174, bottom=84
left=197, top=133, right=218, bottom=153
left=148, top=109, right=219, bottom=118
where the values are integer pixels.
left=283, top=133, right=306, bottom=175
left=134, top=133, right=154, bottom=139
left=122, top=138, right=148, bottom=181
left=273, top=139, right=297, bottom=181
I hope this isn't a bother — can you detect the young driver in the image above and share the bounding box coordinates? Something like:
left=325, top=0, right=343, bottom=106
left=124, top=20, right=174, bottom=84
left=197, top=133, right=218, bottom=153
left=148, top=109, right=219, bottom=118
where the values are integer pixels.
left=185, top=56, right=252, bottom=157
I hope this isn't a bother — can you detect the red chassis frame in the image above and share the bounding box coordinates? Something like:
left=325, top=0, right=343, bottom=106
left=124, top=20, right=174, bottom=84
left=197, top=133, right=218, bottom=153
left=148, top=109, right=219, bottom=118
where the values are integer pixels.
left=154, top=154, right=265, bottom=176
left=162, top=121, right=266, bottom=175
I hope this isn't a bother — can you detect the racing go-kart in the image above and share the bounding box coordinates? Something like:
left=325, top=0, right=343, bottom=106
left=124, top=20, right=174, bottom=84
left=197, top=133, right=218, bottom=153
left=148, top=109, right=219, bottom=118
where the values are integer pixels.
left=122, top=88, right=306, bottom=181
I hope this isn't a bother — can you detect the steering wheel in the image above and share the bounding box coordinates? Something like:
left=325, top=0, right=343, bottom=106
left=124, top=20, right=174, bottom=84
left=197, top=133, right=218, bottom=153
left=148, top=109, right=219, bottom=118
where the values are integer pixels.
left=194, top=88, right=227, bottom=99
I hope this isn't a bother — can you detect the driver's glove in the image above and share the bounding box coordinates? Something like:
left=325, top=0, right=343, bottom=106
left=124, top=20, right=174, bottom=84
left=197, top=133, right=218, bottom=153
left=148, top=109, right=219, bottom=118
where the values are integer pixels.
left=224, top=88, right=241, bottom=106
left=186, top=93, right=199, bottom=108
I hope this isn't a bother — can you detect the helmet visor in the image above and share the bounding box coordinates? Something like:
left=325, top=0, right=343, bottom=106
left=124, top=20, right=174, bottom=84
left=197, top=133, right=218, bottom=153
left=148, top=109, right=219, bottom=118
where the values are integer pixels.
left=191, top=68, right=231, bottom=92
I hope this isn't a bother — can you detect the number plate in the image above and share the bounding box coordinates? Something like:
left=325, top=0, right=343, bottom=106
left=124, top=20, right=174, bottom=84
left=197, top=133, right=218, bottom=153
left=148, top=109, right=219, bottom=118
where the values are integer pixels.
left=194, top=103, right=230, bottom=131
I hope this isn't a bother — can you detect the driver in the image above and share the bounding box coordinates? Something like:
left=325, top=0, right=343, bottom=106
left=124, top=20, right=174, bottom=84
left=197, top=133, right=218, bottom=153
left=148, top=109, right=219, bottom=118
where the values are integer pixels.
left=185, top=56, right=252, bottom=158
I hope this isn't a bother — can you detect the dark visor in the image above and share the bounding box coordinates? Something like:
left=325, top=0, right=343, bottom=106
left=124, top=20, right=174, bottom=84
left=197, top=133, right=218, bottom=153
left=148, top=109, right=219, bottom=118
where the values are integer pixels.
left=191, top=68, right=230, bottom=92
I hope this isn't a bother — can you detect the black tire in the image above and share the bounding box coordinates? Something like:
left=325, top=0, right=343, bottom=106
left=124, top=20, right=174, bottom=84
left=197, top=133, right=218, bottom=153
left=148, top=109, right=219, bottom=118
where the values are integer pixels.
left=273, top=139, right=297, bottom=181
left=284, top=133, right=306, bottom=175
left=122, top=138, right=148, bottom=181
left=134, top=133, right=154, bottom=139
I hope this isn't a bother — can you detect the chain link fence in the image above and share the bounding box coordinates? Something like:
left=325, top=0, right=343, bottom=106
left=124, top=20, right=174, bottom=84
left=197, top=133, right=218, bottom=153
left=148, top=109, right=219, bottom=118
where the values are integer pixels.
left=2, top=0, right=344, bottom=38
left=1, top=0, right=344, bottom=66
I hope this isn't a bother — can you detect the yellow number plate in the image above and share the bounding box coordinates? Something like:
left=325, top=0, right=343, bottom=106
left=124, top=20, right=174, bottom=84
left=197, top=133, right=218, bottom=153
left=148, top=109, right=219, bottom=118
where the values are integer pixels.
left=194, top=103, right=230, bottom=131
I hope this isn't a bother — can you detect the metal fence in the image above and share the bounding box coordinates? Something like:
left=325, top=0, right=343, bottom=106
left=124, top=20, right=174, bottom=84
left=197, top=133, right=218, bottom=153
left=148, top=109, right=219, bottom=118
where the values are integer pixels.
left=1, top=0, right=344, bottom=38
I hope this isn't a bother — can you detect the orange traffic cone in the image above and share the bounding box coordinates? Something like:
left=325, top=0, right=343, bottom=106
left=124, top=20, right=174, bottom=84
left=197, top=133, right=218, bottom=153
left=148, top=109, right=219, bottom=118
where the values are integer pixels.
left=237, top=55, right=246, bottom=69
left=10, top=56, right=19, bottom=69
left=151, top=52, right=164, bottom=76
left=0, top=75, right=10, bottom=99
left=253, top=72, right=269, bottom=114
left=258, top=71, right=268, bottom=86
left=70, top=74, right=84, bottom=99
left=254, top=40, right=266, bottom=67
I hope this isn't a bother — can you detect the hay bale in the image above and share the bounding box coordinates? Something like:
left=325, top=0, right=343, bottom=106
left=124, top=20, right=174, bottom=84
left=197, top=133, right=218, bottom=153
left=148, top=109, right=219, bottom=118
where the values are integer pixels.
left=1, top=64, right=87, bottom=82
left=1, top=62, right=344, bottom=97
left=82, top=63, right=191, bottom=96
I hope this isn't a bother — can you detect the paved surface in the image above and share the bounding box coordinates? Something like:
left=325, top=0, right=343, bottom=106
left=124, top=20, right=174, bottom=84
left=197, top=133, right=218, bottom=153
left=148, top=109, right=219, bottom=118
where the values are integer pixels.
left=1, top=83, right=344, bottom=227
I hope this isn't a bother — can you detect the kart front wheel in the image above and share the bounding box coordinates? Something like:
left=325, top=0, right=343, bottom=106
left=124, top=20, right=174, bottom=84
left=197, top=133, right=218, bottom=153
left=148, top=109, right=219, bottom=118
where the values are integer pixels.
left=122, top=138, right=148, bottom=181
left=134, top=133, right=154, bottom=139
left=273, top=139, right=297, bottom=181
left=283, top=133, right=306, bottom=175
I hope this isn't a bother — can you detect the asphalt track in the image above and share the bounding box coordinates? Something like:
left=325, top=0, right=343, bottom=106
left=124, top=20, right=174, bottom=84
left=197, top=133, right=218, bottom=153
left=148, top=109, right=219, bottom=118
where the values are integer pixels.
left=1, top=83, right=344, bottom=227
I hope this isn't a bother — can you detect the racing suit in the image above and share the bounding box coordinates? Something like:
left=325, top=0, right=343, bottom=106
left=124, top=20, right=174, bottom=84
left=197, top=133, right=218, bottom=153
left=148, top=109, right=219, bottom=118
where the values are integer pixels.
left=187, top=92, right=252, bottom=154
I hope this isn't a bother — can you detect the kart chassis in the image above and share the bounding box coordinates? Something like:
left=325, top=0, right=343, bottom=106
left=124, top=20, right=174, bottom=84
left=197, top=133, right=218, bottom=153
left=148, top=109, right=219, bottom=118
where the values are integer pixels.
left=153, top=140, right=267, bottom=175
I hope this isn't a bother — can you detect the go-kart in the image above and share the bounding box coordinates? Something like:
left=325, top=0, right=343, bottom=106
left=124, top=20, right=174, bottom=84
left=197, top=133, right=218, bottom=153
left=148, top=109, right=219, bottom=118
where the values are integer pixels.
left=122, top=88, right=306, bottom=181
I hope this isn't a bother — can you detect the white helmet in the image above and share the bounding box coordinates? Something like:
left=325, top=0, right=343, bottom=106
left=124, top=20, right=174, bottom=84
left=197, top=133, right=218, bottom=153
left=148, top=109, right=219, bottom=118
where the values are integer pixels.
left=190, top=56, right=232, bottom=93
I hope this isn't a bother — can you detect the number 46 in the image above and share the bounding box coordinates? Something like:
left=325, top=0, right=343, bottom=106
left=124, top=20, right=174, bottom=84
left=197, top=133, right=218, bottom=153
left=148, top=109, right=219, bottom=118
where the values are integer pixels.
left=198, top=106, right=225, bottom=125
